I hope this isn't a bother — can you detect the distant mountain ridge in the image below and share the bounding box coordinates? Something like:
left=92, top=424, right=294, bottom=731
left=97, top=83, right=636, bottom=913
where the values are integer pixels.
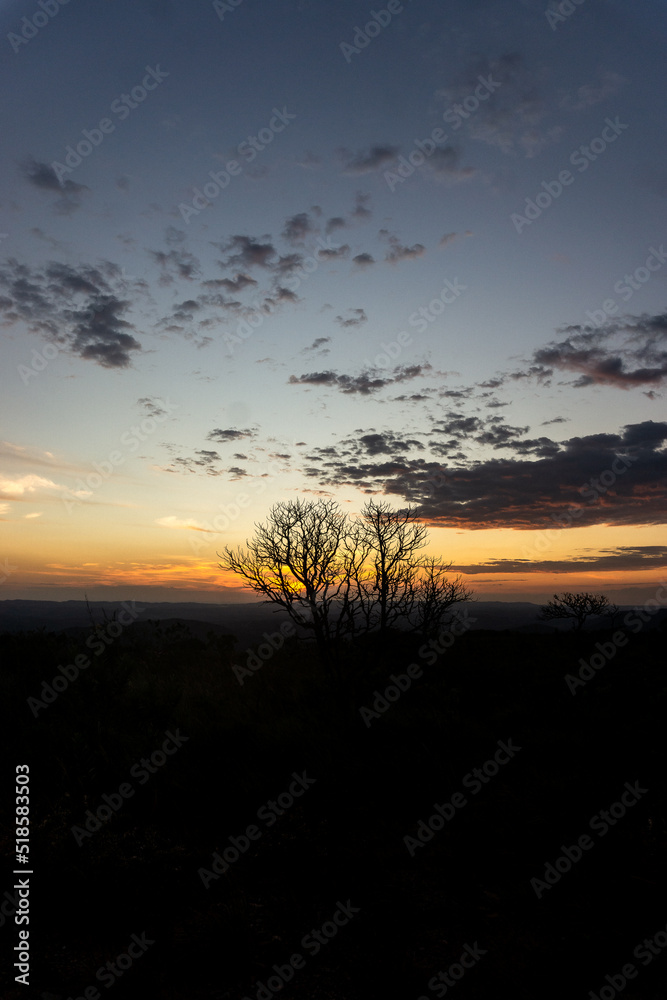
left=1, top=599, right=663, bottom=646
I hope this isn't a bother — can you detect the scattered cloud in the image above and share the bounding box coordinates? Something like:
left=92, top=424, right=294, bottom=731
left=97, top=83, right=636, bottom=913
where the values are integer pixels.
left=206, top=427, right=258, bottom=443
left=282, top=211, right=318, bottom=245
left=534, top=315, right=667, bottom=389
left=300, top=419, right=667, bottom=530
left=453, top=546, right=667, bottom=575
left=335, top=308, right=367, bottom=328
left=0, top=259, right=142, bottom=368
left=339, top=144, right=401, bottom=174
left=155, top=516, right=216, bottom=532
left=352, top=252, right=375, bottom=268
left=21, top=158, right=89, bottom=214
left=288, top=364, right=432, bottom=395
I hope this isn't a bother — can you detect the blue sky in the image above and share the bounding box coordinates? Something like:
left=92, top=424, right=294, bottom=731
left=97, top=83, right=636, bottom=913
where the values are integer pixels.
left=1, top=0, right=666, bottom=602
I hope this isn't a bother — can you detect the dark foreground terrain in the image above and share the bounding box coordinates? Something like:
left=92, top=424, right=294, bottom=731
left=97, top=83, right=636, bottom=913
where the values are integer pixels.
left=2, top=611, right=666, bottom=999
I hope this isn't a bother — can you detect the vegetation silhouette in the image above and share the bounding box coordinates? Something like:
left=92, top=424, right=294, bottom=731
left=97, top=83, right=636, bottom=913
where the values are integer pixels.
left=3, top=568, right=666, bottom=997
left=538, top=591, right=618, bottom=630
left=219, top=498, right=473, bottom=686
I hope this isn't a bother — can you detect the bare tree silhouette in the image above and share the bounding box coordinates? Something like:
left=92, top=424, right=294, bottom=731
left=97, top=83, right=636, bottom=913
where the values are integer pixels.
left=219, top=498, right=474, bottom=676
left=538, top=592, right=617, bottom=631
left=355, top=500, right=472, bottom=636
left=220, top=499, right=367, bottom=679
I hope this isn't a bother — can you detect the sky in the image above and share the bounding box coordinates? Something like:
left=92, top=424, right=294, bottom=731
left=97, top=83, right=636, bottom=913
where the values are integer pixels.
left=1, top=0, right=666, bottom=604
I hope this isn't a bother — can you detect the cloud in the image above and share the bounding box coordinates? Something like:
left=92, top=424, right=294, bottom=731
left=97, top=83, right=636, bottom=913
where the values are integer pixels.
left=352, top=253, right=375, bottom=268
left=317, top=244, right=350, bottom=260
left=137, top=397, right=172, bottom=419
left=303, top=337, right=331, bottom=353
left=205, top=273, right=258, bottom=293
left=288, top=364, right=431, bottom=395
left=281, top=211, right=318, bottom=245
left=21, top=158, right=89, bottom=214
left=385, top=241, right=426, bottom=264
left=155, top=516, right=216, bottom=532
left=380, top=231, right=426, bottom=264
left=453, top=546, right=667, bottom=575
left=0, top=259, right=142, bottom=368
left=149, top=247, right=201, bottom=284
left=339, top=144, right=401, bottom=174
left=335, top=308, right=367, bottom=328
left=436, top=53, right=560, bottom=158
left=325, top=216, right=346, bottom=235
left=351, top=192, right=372, bottom=220
left=325, top=194, right=372, bottom=235
left=300, top=420, right=667, bottom=530
left=424, top=147, right=476, bottom=182
left=214, top=234, right=278, bottom=270
left=206, top=427, right=257, bottom=443
left=533, top=315, right=667, bottom=389
left=0, top=473, right=69, bottom=497
left=164, top=450, right=224, bottom=475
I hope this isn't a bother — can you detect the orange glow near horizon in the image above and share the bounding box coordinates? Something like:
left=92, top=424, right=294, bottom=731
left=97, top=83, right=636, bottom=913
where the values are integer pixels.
left=4, top=515, right=666, bottom=603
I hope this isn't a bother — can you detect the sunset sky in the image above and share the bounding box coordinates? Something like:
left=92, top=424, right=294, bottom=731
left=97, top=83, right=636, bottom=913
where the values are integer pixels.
left=1, top=0, right=666, bottom=603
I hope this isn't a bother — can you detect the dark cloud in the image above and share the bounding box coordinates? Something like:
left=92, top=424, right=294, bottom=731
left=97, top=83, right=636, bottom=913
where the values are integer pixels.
left=533, top=316, right=667, bottom=389
left=385, top=242, right=426, bottom=264
left=170, top=299, right=201, bottom=322
left=424, top=147, right=476, bottom=182
left=439, top=232, right=459, bottom=247
left=67, top=297, right=140, bottom=368
left=273, top=285, right=299, bottom=303
left=317, top=244, right=350, bottom=259
left=288, top=364, right=431, bottom=395
left=214, top=234, right=277, bottom=270
left=281, top=212, right=318, bottom=245
left=0, top=259, right=141, bottom=368
left=352, top=253, right=375, bottom=268
left=351, top=192, right=372, bottom=220
left=288, top=371, right=387, bottom=394
left=380, top=230, right=426, bottom=264
left=300, top=420, right=667, bottom=530
left=272, top=252, right=306, bottom=279
left=169, top=450, right=224, bottom=475
left=149, top=247, right=201, bottom=284
left=357, top=432, right=425, bottom=455
left=206, top=427, right=257, bottom=443
left=21, top=158, right=89, bottom=214
left=432, top=415, right=483, bottom=437
left=303, top=337, right=331, bottom=353
left=204, top=272, right=257, bottom=293
left=453, top=546, right=667, bottom=575
left=325, top=217, right=346, bottom=235
left=340, top=145, right=400, bottom=174
left=325, top=194, right=372, bottom=235
left=475, top=420, right=530, bottom=448
left=335, top=308, right=367, bottom=328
